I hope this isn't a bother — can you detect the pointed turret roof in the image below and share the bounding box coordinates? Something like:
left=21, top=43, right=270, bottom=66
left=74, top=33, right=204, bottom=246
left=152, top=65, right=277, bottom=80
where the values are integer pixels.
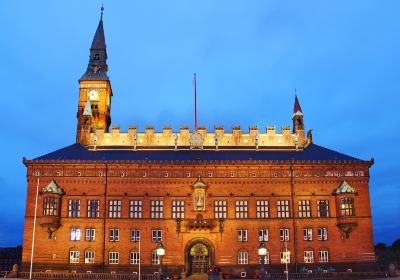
left=91, top=13, right=106, bottom=50
left=293, top=95, right=302, bottom=114
left=80, top=6, right=109, bottom=81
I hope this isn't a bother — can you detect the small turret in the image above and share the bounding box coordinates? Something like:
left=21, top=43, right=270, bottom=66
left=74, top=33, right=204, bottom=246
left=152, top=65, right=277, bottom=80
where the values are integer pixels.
left=292, top=94, right=305, bottom=144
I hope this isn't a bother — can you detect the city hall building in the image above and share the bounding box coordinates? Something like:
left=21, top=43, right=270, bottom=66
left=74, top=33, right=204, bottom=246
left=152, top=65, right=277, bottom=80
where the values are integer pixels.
left=22, top=10, right=376, bottom=277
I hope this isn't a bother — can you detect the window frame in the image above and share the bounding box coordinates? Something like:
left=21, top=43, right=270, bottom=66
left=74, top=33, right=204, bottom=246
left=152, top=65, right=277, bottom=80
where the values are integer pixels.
left=129, top=200, right=143, bottom=219
left=214, top=200, right=227, bottom=219
left=150, top=200, right=164, bottom=219
left=256, top=200, right=269, bottom=218
left=277, top=200, right=290, bottom=218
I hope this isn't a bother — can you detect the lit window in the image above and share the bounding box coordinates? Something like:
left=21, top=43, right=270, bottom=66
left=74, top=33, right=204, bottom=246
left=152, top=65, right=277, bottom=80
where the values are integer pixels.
left=318, top=228, right=328, bottom=241
left=277, top=200, right=290, bottom=218
left=130, top=251, right=140, bottom=264
left=230, top=172, right=235, bottom=177
left=87, top=200, right=100, bottom=218
left=68, top=200, right=81, bottom=218
left=85, top=228, right=95, bottom=241
left=108, top=252, right=119, bottom=264
left=129, top=200, right=143, bottom=219
left=340, top=197, right=355, bottom=216
left=317, top=200, right=329, bottom=218
left=235, top=201, right=248, bottom=219
left=108, top=200, right=122, bottom=218
left=259, top=228, right=269, bottom=242
left=208, top=172, right=213, bottom=177
left=303, top=228, right=312, bottom=241
left=130, top=229, right=140, bottom=242
left=280, top=228, right=289, bottom=241
left=43, top=197, right=58, bottom=216
left=298, top=200, right=311, bottom=218
left=304, top=250, right=314, bottom=263
left=69, top=250, right=80, bottom=263
left=237, top=229, right=248, bottom=242
left=85, top=251, right=95, bottom=264
left=214, top=201, right=227, bottom=219
left=152, top=250, right=160, bottom=265
left=150, top=200, right=164, bottom=219
left=280, top=250, right=290, bottom=264
left=319, top=250, right=329, bottom=262
left=237, top=250, right=248, bottom=264
left=109, top=228, right=119, bottom=242
left=70, top=227, right=81, bottom=241
left=151, top=229, right=162, bottom=242
left=172, top=200, right=185, bottom=219
left=256, top=201, right=269, bottom=218
left=186, top=172, right=191, bottom=178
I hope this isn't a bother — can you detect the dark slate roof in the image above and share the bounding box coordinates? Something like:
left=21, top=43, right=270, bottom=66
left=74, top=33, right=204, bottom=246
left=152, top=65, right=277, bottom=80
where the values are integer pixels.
left=91, top=17, right=106, bottom=50
left=30, top=143, right=362, bottom=162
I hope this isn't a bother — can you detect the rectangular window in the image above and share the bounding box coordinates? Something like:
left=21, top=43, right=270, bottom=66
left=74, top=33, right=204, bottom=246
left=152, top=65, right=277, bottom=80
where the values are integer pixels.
left=87, top=200, right=100, bottom=218
left=214, top=201, right=227, bottom=219
left=129, top=200, right=143, bottom=219
left=298, top=200, right=311, bottom=218
left=340, top=197, right=355, bottom=216
left=85, top=228, right=95, bottom=241
left=69, top=251, right=80, bottom=263
left=318, top=227, right=328, bottom=241
left=130, top=229, right=140, bottom=242
left=237, top=229, right=248, bottom=242
left=43, top=197, right=58, bottom=216
left=172, top=200, right=185, bottom=219
left=152, top=229, right=162, bottom=242
left=150, top=200, right=164, bottom=219
left=235, top=201, right=248, bottom=219
left=319, top=251, right=329, bottom=262
left=277, top=200, right=290, bottom=218
left=152, top=251, right=160, bottom=265
left=70, top=227, right=81, bottom=241
left=68, top=200, right=81, bottom=218
left=109, top=228, right=119, bottom=242
left=108, top=200, right=121, bottom=218
left=304, top=251, right=314, bottom=263
left=259, top=253, right=270, bottom=265
left=109, top=252, right=119, bottom=264
left=237, top=251, right=248, bottom=264
left=303, top=228, right=313, bottom=241
left=317, top=200, right=329, bottom=218
left=280, top=251, right=290, bottom=264
left=259, top=228, right=269, bottom=242
left=256, top=200, right=269, bottom=218
left=279, top=228, right=289, bottom=241
left=85, top=251, right=95, bottom=264
left=130, top=251, right=140, bottom=264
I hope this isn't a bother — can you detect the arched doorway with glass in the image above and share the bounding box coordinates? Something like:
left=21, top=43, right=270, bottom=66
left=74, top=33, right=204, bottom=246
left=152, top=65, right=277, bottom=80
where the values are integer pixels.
left=185, top=238, right=215, bottom=275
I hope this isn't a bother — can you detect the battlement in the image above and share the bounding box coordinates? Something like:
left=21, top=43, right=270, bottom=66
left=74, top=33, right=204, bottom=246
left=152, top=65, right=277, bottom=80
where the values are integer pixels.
left=83, top=125, right=307, bottom=150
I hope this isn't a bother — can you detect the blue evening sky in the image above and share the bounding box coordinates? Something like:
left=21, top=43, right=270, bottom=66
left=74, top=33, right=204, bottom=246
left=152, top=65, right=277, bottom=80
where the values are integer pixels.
left=0, top=1, right=399, bottom=247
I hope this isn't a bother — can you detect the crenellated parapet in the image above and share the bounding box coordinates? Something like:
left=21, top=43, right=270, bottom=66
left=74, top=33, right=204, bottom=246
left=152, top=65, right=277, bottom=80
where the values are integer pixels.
left=83, top=124, right=308, bottom=150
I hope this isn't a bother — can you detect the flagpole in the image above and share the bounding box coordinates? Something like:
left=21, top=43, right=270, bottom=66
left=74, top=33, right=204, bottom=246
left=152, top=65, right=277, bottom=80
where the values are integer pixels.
left=29, top=177, right=40, bottom=280
left=194, top=73, right=197, bottom=131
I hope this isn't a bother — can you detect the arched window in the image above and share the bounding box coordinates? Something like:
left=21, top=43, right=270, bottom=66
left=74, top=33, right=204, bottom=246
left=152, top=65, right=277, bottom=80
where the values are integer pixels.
left=237, top=250, right=248, bottom=264
left=84, top=250, right=95, bottom=264
left=258, top=251, right=270, bottom=264
left=304, top=249, right=314, bottom=263
left=280, top=250, right=290, bottom=264
left=319, top=249, right=329, bottom=263
left=69, top=250, right=80, bottom=263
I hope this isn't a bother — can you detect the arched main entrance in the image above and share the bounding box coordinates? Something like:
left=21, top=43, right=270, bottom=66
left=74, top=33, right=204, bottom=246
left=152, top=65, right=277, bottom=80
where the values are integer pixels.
left=185, top=238, right=215, bottom=275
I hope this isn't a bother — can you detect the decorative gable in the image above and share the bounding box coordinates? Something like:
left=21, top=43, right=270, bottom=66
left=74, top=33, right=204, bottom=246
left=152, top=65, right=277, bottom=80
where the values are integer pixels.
left=42, top=180, right=64, bottom=195
left=334, top=181, right=356, bottom=195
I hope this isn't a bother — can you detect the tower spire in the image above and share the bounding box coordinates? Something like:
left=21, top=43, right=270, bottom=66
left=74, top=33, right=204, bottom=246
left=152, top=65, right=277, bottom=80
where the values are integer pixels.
left=80, top=5, right=108, bottom=81
left=292, top=91, right=304, bottom=133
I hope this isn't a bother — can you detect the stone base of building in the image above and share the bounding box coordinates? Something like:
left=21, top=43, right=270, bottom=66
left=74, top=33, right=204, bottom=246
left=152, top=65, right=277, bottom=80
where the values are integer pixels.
left=21, top=262, right=379, bottom=278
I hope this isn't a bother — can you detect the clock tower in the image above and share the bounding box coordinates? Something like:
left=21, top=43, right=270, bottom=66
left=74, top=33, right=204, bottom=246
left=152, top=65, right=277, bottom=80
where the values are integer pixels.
left=76, top=7, right=112, bottom=145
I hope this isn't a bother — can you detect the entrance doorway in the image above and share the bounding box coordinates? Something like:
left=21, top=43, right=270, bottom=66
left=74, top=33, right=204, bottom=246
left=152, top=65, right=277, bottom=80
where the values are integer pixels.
left=189, top=243, right=209, bottom=274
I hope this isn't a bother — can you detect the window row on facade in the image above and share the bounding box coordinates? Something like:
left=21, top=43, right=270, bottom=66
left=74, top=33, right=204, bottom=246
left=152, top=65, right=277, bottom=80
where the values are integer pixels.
left=44, top=198, right=355, bottom=218
left=34, top=169, right=365, bottom=178
left=69, top=227, right=328, bottom=243
left=69, top=249, right=330, bottom=265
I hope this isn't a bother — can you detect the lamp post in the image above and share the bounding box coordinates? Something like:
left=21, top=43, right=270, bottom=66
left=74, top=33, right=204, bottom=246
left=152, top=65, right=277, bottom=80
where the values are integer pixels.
left=258, top=242, right=267, bottom=280
left=157, top=242, right=165, bottom=280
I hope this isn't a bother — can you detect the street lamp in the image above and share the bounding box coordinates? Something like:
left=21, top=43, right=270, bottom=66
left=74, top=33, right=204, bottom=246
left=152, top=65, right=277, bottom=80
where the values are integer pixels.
left=157, top=242, right=166, bottom=280
left=258, top=242, right=267, bottom=280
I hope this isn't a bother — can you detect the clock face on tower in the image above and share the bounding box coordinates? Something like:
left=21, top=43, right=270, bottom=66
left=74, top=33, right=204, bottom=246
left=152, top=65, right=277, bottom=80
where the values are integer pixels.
left=88, top=90, right=99, bottom=101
